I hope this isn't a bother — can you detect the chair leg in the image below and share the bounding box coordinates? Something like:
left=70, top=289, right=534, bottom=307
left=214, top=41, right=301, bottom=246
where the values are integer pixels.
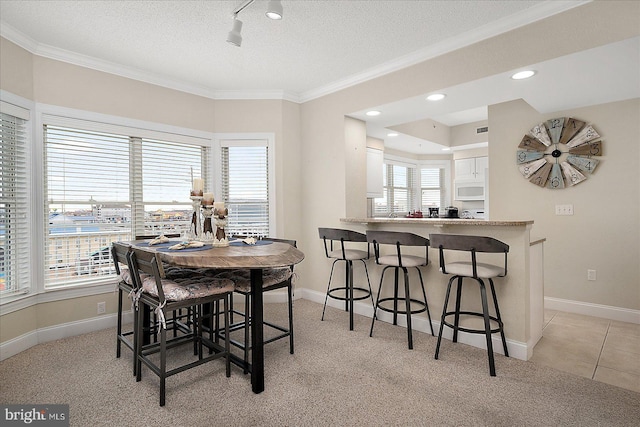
left=135, top=303, right=144, bottom=382
left=321, top=260, right=339, bottom=321
left=287, top=284, right=294, bottom=354
left=244, top=293, right=251, bottom=375
left=403, top=267, right=413, bottom=350
left=359, top=259, right=375, bottom=312
left=489, top=279, right=509, bottom=357
left=416, top=268, right=434, bottom=336
left=159, top=319, right=167, bottom=406
left=225, top=296, right=231, bottom=377
left=392, top=267, right=400, bottom=326
left=435, top=276, right=456, bottom=360
left=230, top=292, right=235, bottom=324
left=478, top=279, right=496, bottom=377
left=192, top=306, right=198, bottom=356
left=369, top=267, right=387, bottom=338
left=116, top=288, right=123, bottom=358
left=453, top=277, right=464, bottom=343
left=347, top=260, right=354, bottom=330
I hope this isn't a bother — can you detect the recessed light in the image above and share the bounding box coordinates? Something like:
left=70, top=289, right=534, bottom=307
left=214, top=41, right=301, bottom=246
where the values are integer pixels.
left=441, top=147, right=451, bottom=151
left=511, top=70, right=536, bottom=80
left=426, top=93, right=446, bottom=101
left=366, top=110, right=381, bottom=116
left=387, top=132, right=398, bottom=137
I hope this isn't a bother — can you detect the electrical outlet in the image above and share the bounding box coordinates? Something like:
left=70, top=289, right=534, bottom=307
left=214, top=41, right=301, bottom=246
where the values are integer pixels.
left=97, top=301, right=106, bottom=314
left=555, top=204, right=574, bottom=215
left=587, top=269, right=597, bottom=281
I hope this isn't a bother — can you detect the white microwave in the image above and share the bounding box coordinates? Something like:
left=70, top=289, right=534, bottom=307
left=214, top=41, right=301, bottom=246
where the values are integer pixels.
left=454, top=180, right=485, bottom=201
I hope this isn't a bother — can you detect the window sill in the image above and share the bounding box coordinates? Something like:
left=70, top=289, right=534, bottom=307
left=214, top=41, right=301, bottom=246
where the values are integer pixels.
left=0, top=279, right=117, bottom=316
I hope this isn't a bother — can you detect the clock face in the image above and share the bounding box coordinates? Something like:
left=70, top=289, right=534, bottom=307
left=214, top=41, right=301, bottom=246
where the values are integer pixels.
left=516, top=117, right=602, bottom=189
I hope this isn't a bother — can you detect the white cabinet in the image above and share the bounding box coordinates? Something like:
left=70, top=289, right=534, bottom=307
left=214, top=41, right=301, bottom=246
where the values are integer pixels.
left=366, top=148, right=384, bottom=198
left=455, top=156, right=488, bottom=181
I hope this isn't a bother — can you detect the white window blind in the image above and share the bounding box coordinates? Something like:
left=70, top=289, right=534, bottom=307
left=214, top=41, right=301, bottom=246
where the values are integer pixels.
left=374, top=163, right=416, bottom=216
left=0, top=110, right=30, bottom=298
left=220, top=141, right=269, bottom=237
left=421, top=167, right=445, bottom=210
left=43, top=124, right=209, bottom=288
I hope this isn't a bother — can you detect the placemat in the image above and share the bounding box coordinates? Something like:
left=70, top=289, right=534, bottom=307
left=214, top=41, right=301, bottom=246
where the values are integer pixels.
left=229, top=240, right=273, bottom=247
left=135, top=241, right=176, bottom=247
left=156, top=244, right=212, bottom=252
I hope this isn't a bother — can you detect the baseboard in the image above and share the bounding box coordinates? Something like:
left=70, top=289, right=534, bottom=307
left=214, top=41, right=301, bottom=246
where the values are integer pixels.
left=545, top=297, right=640, bottom=324
left=299, top=288, right=528, bottom=361
left=0, top=311, right=133, bottom=362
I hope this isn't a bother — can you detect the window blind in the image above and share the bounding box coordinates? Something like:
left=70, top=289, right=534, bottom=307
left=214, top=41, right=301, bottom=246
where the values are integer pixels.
left=220, top=142, right=269, bottom=237
left=0, top=111, right=30, bottom=298
left=374, top=163, right=416, bottom=216
left=421, top=167, right=445, bottom=210
left=43, top=125, right=209, bottom=288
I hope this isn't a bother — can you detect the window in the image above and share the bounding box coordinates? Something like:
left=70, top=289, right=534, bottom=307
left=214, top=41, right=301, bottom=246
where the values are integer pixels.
left=420, top=167, right=446, bottom=210
left=373, top=158, right=449, bottom=217
left=220, top=140, right=269, bottom=237
left=43, top=123, right=208, bottom=288
left=0, top=104, right=30, bottom=299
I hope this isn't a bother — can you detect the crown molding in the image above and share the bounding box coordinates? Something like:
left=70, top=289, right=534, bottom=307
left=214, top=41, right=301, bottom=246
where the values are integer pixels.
left=1, top=1, right=589, bottom=104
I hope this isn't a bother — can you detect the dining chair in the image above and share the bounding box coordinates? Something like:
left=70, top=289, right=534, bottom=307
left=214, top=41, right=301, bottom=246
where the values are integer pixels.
left=430, top=233, right=510, bottom=376
left=367, top=230, right=434, bottom=349
left=129, top=246, right=234, bottom=406
left=112, top=241, right=139, bottom=375
left=318, top=228, right=374, bottom=331
left=213, top=238, right=297, bottom=374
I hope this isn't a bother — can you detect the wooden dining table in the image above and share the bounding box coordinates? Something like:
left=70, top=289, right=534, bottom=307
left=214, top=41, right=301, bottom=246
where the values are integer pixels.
left=131, top=239, right=305, bottom=394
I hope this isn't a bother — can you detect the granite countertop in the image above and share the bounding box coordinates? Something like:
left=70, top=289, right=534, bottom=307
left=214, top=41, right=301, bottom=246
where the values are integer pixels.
left=340, top=217, right=534, bottom=226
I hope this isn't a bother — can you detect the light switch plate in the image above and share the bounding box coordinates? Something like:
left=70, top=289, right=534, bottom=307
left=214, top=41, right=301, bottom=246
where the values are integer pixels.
left=555, top=204, right=574, bottom=215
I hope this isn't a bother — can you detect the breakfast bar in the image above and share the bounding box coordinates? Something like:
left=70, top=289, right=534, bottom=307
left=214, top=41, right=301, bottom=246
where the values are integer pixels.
left=340, top=217, right=543, bottom=360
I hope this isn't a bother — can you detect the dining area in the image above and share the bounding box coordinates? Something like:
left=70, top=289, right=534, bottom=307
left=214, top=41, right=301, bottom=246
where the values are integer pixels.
left=112, top=233, right=304, bottom=406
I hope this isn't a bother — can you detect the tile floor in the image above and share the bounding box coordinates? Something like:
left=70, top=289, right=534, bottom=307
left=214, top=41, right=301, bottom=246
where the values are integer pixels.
left=530, top=309, right=640, bottom=393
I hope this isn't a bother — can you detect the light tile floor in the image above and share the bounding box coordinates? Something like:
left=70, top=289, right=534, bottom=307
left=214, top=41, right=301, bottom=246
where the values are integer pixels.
left=531, top=310, right=640, bottom=393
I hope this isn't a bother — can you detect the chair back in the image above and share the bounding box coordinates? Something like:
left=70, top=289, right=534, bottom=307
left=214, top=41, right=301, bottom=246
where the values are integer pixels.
left=129, top=247, right=167, bottom=301
left=366, top=230, right=429, bottom=267
left=318, top=228, right=368, bottom=259
left=111, top=241, right=131, bottom=277
left=429, top=234, right=509, bottom=277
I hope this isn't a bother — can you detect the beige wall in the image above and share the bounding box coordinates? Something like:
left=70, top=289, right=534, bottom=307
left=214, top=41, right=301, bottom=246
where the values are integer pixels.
left=489, top=98, right=640, bottom=310
left=1, top=1, right=639, bottom=347
left=450, top=120, right=489, bottom=147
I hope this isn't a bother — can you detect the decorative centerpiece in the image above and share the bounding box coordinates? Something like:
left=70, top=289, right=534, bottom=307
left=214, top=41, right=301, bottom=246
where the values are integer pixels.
left=212, top=201, right=229, bottom=247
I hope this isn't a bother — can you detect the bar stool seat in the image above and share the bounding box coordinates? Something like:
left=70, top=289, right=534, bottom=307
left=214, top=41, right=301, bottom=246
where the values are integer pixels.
left=430, top=233, right=510, bottom=376
left=319, top=228, right=374, bottom=331
left=367, top=230, right=434, bottom=349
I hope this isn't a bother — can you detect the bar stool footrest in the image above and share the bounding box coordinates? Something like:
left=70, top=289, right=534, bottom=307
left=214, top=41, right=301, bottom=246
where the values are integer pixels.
left=327, top=286, right=372, bottom=301
left=442, top=311, right=503, bottom=335
left=376, top=297, right=428, bottom=316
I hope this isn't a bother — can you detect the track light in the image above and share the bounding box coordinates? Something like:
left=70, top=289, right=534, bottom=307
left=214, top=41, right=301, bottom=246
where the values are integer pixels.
left=227, top=0, right=283, bottom=47
left=227, top=16, right=243, bottom=47
left=266, top=0, right=283, bottom=20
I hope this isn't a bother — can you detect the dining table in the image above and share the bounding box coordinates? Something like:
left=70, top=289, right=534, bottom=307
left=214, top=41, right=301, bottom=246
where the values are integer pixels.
left=130, top=238, right=305, bottom=394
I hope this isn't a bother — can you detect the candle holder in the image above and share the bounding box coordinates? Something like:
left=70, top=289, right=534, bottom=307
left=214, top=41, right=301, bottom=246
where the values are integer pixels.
left=189, top=196, right=203, bottom=240
left=200, top=205, right=215, bottom=242
left=212, top=207, right=229, bottom=247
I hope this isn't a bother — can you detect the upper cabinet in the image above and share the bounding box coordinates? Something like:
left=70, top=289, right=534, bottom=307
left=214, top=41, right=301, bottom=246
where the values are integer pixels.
left=455, top=156, right=488, bottom=181
left=366, top=148, right=384, bottom=198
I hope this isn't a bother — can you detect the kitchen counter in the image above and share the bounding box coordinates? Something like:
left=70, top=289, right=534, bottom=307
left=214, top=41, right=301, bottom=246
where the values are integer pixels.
left=339, top=216, right=543, bottom=361
left=341, top=217, right=534, bottom=226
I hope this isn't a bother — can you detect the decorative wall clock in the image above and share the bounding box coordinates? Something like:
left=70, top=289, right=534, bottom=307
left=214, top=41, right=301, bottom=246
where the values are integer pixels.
left=516, top=117, right=602, bottom=189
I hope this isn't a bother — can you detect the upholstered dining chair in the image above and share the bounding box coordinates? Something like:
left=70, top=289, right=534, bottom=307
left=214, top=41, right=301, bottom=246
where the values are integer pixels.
left=112, top=241, right=138, bottom=375
left=430, top=233, right=510, bottom=376
left=212, top=237, right=297, bottom=374
left=128, top=246, right=234, bottom=406
left=366, top=230, right=434, bottom=349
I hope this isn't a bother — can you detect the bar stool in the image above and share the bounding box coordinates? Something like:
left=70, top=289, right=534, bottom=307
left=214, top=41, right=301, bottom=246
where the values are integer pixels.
left=319, top=228, right=374, bottom=331
left=367, top=231, right=434, bottom=349
left=430, top=233, right=510, bottom=376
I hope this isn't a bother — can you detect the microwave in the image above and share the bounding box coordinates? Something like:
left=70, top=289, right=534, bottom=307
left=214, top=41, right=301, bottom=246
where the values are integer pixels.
left=454, top=180, right=485, bottom=201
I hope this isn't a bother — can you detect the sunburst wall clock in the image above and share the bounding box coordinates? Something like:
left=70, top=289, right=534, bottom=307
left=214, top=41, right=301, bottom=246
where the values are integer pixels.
left=516, top=117, right=603, bottom=189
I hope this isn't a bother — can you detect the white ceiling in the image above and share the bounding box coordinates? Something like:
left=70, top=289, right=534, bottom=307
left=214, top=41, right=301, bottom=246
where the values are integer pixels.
left=1, top=1, right=638, bottom=154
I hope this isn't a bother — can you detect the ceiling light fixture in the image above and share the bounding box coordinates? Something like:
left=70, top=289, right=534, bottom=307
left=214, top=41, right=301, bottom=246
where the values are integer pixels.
left=265, top=0, right=283, bottom=19
left=426, top=93, right=446, bottom=101
left=387, top=132, right=398, bottom=137
left=366, top=110, right=381, bottom=116
left=227, top=0, right=283, bottom=47
left=511, top=70, right=536, bottom=80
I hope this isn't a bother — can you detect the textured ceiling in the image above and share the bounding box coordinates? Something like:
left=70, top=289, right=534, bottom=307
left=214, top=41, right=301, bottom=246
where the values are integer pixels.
left=1, top=0, right=556, bottom=99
